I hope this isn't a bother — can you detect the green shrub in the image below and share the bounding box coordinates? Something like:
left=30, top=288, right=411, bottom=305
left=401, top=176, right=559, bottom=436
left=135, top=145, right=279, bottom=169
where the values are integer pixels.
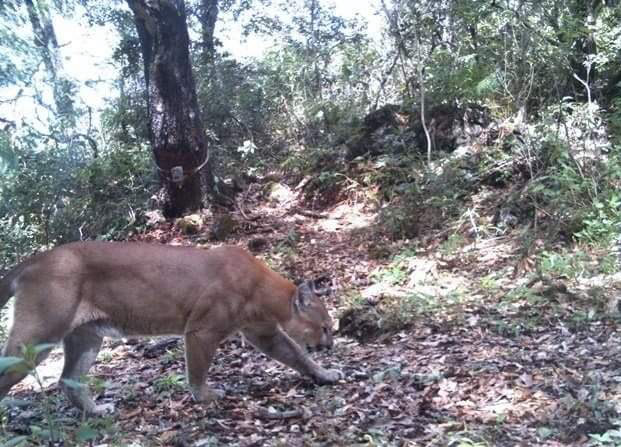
left=576, top=194, right=621, bottom=245
left=0, top=143, right=155, bottom=266
left=518, top=101, right=621, bottom=245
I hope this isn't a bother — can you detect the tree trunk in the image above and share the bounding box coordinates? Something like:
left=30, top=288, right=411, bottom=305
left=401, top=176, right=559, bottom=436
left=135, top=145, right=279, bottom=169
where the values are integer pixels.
left=199, top=0, right=219, bottom=64
left=126, top=0, right=224, bottom=217
left=24, top=0, right=75, bottom=124
left=568, top=0, right=599, bottom=98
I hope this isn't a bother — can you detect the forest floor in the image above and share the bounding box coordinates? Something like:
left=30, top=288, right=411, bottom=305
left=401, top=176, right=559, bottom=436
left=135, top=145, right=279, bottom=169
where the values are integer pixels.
left=2, top=182, right=621, bottom=447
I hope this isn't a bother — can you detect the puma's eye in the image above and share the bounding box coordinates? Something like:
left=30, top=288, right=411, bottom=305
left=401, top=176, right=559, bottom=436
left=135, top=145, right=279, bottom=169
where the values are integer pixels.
left=322, top=326, right=330, bottom=334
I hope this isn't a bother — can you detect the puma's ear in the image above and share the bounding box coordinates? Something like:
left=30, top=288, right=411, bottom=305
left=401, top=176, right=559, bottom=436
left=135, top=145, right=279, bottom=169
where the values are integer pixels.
left=293, top=276, right=333, bottom=312
left=293, top=282, right=311, bottom=313
left=309, top=276, right=332, bottom=296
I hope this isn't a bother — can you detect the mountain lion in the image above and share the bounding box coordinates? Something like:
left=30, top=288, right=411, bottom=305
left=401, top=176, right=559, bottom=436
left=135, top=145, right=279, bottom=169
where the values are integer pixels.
left=0, top=242, right=342, bottom=415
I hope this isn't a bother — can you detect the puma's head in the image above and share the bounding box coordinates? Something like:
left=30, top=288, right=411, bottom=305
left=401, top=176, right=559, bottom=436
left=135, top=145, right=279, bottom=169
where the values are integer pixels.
left=284, top=277, right=335, bottom=352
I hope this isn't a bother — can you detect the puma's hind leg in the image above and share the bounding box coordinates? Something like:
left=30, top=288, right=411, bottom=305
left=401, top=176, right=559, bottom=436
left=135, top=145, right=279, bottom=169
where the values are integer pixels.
left=1, top=279, right=80, bottom=404
left=242, top=325, right=343, bottom=384
left=59, top=326, right=109, bottom=415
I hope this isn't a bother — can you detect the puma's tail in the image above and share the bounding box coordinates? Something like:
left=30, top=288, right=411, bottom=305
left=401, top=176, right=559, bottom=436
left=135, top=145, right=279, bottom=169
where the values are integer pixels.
left=0, top=263, right=23, bottom=309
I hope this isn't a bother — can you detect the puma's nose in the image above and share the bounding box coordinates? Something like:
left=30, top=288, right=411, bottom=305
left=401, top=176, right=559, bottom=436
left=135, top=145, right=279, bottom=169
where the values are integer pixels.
left=320, top=341, right=332, bottom=351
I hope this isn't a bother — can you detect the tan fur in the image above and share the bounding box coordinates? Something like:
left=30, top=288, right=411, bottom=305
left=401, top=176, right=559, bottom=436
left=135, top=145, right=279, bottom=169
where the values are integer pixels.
left=0, top=241, right=342, bottom=415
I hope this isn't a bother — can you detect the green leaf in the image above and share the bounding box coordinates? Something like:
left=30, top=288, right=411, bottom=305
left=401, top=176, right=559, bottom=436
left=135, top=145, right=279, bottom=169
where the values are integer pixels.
left=0, top=397, right=30, bottom=408
left=32, top=343, right=56, bottom=356
left=0, top=357, right=26, bottom=374
left=29, top=425, right=55, bottom=441
left=60, top=378, right=86, bottom=390
left=75, top=424, right=99, bottom=443
left=537, top=426, right=553, bottom=439
left=20, top=343, right=56, bottom=363
left=0, top=436, right=29, bottom=447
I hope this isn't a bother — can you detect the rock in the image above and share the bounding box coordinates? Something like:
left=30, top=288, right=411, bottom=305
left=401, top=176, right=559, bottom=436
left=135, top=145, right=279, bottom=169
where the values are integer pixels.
left=248, top=237, right=268, bottom=252
left=211, top=214, right=237, bottom=241
left=144, top=210, right=166, bottom=227
left=363, top=104, right=404, bottom=131
left=606, top=295, right=621, bottom=315
left=344, top=102, right=494, bottom=160
left=345, top=104, right=407, bottom=160
left=413, top=103, right=492, bottom=153
left=266, top=182, right=293, bottom=204
left=176, top=213, right=203, bottom=234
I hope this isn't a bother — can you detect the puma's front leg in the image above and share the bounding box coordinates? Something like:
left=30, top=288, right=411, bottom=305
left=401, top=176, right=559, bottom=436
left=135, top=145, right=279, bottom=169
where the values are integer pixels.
left=242, top=326, right=343, bottom=384
left=184, top=330, right=225, bottom=403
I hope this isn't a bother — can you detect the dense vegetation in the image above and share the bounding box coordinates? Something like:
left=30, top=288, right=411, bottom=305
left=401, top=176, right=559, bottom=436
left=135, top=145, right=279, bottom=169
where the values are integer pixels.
left=1, top=0, right=620, bottom=445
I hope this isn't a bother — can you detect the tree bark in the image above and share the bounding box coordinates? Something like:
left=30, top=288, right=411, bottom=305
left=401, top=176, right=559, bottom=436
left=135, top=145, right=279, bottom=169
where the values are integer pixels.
left=24, top=0, right=75, bottom=123
left=198, top=0, right=219, bottom=63
left=126, top=0, right=225, bottom=217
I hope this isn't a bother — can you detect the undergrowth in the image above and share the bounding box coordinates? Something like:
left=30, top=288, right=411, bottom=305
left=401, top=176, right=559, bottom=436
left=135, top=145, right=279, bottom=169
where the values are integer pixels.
left=0, top=144, right=155, bottom=268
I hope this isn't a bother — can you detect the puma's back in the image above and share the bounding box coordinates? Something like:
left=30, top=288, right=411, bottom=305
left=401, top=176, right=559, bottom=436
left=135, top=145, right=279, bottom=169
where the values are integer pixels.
left=9, top=242, right=294, bottom=334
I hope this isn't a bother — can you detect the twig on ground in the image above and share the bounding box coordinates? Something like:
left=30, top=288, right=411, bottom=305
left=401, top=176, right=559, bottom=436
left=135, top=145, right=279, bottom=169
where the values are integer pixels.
left=255, top=406, right=304, bottom=420
left=292, top=208, right=328, bottom=219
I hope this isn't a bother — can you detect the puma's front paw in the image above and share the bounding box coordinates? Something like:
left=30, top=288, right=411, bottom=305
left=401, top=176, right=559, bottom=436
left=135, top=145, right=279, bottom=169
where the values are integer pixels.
left=314, top=368, right=344, bottom=385
left=191, top=385, right=225, bottom=403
